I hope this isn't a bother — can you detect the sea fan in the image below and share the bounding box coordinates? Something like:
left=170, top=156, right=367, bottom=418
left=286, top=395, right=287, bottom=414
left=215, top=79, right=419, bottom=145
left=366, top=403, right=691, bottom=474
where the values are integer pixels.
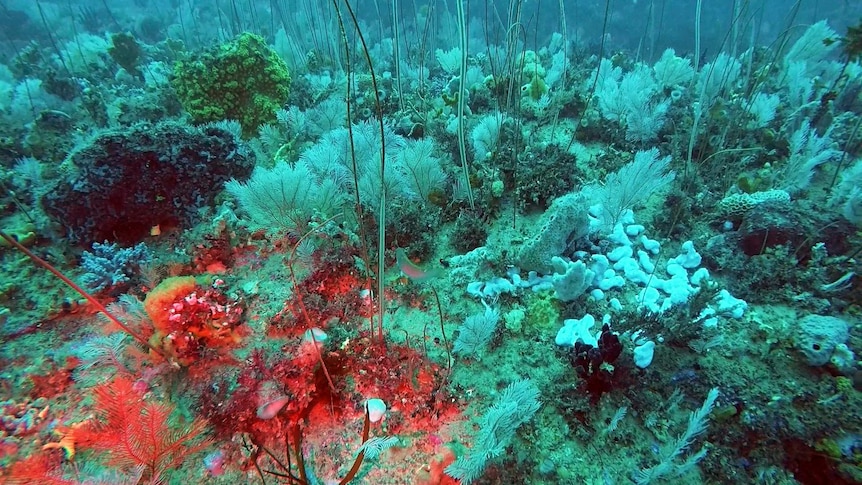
left=71, top=333, right=132, bottom=386
left=452, top=304, right=500, bottom=358
left=3, top=454, right=72, bottom=485
left=85, top=377, right=212, bottom=482
left=7, top=454, right=145, bottom=485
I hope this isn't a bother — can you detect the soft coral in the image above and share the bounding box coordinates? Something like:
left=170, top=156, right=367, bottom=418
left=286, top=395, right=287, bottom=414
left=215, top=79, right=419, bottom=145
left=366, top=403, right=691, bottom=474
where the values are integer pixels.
left=78, top=376, right=212, bottom=482
left=2, top=453, right=72, bottom=484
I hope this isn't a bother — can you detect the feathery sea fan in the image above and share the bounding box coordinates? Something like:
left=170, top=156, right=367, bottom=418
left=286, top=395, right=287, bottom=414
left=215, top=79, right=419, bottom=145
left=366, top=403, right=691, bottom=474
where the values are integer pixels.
left=85, top=377, right=212, bottom=482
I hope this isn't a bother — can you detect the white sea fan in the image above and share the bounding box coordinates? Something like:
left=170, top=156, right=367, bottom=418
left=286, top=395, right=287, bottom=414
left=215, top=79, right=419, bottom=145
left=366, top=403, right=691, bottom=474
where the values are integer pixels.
left=698, top=52, right=741, bottom=102
left=397, top=138, right=447, bottom=202
left=595, top=63, right=664, bottom=141
left=142, top=61, right=170, bottom=87
left=257, top=123, right=284, bottom=155
left=71, top=333, right=131, bottom=386
left=225, top=160, right=344, bottom=234
left=470, top=112, right=505, bottom=160
left=445, top=379, right=540, bottom=484
left=0, top=79, right=13, bottom=115
left=358, top=161, right=413, bottom=206
left=625, top=98, right=670, bottom=144
left=843, top=187, right=862, bottom=226
left=653, top=48, right=694, bottom=88
left=203, top=119, right=243, bottom=139
left=297, top=120, right=415, bottom=216
left=355, top=436, right=399, bottom=460
left=784, top=60, right=815, bottom=109
left=453, top=303, right=500, bottom=357
left=276, top=106, right=306, bottom=131
left=784, top=20, right=838, bottom=69
left=634, top=388, right=720, bottom=484
left=586, top=57, right=623, bottom=93
left=12, top=157, right=43, bottom=188
left=590, top=147, right=676, bottom=231
left=300, top=138, right=351, bottom=185
left=606, top=406, right=628, bottom=434
left=829, top=158, right=862, bottom=226
left=435, top=47, right=462, bottom=74
left=779, top=120, right=841, bottom=193
left=307, top=96, right=347, bottom=135
left=545, top=50, right=567, bottom=88
left=9, top=79, right=60, bottom=122
left=273, top=27, right=304, bottom=71
left=58, top=33, right=110, bottom=76
left=0, top=63, right=12, bottom=83
left=369, top=38, right=394, bottom=72
left=464, top=66, right=485, bottom=90
left=748, top=92, right=781, bottom=128
left=96, top=294, right=151, bottom=335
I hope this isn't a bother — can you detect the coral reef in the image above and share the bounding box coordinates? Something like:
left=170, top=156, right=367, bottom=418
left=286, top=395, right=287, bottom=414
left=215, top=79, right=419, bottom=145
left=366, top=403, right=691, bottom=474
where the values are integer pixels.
left=1, top=4, right=862, bottom=485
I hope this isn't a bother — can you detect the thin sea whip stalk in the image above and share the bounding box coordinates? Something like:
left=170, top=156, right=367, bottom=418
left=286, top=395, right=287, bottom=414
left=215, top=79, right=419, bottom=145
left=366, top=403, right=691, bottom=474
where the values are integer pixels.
left=0, top=230, right=167, bottom=361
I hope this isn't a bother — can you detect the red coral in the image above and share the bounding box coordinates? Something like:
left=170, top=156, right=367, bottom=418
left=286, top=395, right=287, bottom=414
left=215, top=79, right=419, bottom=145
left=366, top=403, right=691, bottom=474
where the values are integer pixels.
left=324, top=338, right=460, bottom=436
left=271, top=260, right=367, bottom=337
left=191, top=230, right=234, bottom=274
left=2, top=453, right=71, bottom=484
left=28, top=358, right=78, bottom=400
left=414, top=448, right=458, bottom=485
left=160, top=286, right=244, bottom=363
left=199, top=348, right=326, bottom=445
left=145, top=277, right=245, bottom=365
left=80, top=376, right=212, bottom=482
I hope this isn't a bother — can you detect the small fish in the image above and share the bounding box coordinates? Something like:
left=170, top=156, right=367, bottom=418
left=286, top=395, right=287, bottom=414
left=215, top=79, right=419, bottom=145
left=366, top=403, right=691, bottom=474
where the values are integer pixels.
left=256, top=396, right=290, bottom=419
left=204, top=450, right=226, bottom=476
left=395, top=248, right=443, bottom=283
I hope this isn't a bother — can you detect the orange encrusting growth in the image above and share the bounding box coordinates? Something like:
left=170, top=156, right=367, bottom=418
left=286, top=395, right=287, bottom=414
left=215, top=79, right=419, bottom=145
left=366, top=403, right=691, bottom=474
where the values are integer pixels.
left=144, top=276, right=198, bottom=334
left=143, top=276, right=245, bottom=365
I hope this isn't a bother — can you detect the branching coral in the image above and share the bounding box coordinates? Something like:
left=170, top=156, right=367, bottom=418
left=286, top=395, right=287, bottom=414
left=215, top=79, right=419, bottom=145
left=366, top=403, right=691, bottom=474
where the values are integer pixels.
left=79, top=241, right=152, bottom=293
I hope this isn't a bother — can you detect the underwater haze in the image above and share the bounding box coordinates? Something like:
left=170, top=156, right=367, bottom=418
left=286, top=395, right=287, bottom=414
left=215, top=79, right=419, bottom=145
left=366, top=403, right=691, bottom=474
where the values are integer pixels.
left=1, top=0, right=861, bottom=483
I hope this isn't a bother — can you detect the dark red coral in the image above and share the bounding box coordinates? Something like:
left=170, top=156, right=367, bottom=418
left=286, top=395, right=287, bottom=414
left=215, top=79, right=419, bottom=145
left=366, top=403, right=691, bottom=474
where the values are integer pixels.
left=328, top=338, right=458, bottom=435
left=270, top=259, right=368, bottom=338
left=27, top=358, right=78, bottom=400
left=199, top=346, right=330, bottom=445
left=2, top=453, right=71, bottom=484
left=41, top=121, right=255, bottom=245
left=191, top=230, right=234, bottom=274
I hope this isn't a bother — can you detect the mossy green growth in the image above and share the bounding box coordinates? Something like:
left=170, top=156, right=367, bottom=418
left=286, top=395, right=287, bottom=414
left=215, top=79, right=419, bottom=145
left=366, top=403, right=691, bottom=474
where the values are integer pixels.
left=523, top=74, right=548, bottom=101
left=524, top=290, right=560, bottom=334
left=815, top=438, right=845, bottom=460
left=835, top=376, right=854, bottom=395
left=171, top=32, right=291, bottom=138
left=737, top=174, right=764, bottom=194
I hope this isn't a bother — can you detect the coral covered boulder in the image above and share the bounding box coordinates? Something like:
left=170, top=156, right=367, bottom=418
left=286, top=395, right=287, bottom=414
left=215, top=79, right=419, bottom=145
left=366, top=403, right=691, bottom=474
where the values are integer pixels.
left=42, top=120, right=255, bottom=245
